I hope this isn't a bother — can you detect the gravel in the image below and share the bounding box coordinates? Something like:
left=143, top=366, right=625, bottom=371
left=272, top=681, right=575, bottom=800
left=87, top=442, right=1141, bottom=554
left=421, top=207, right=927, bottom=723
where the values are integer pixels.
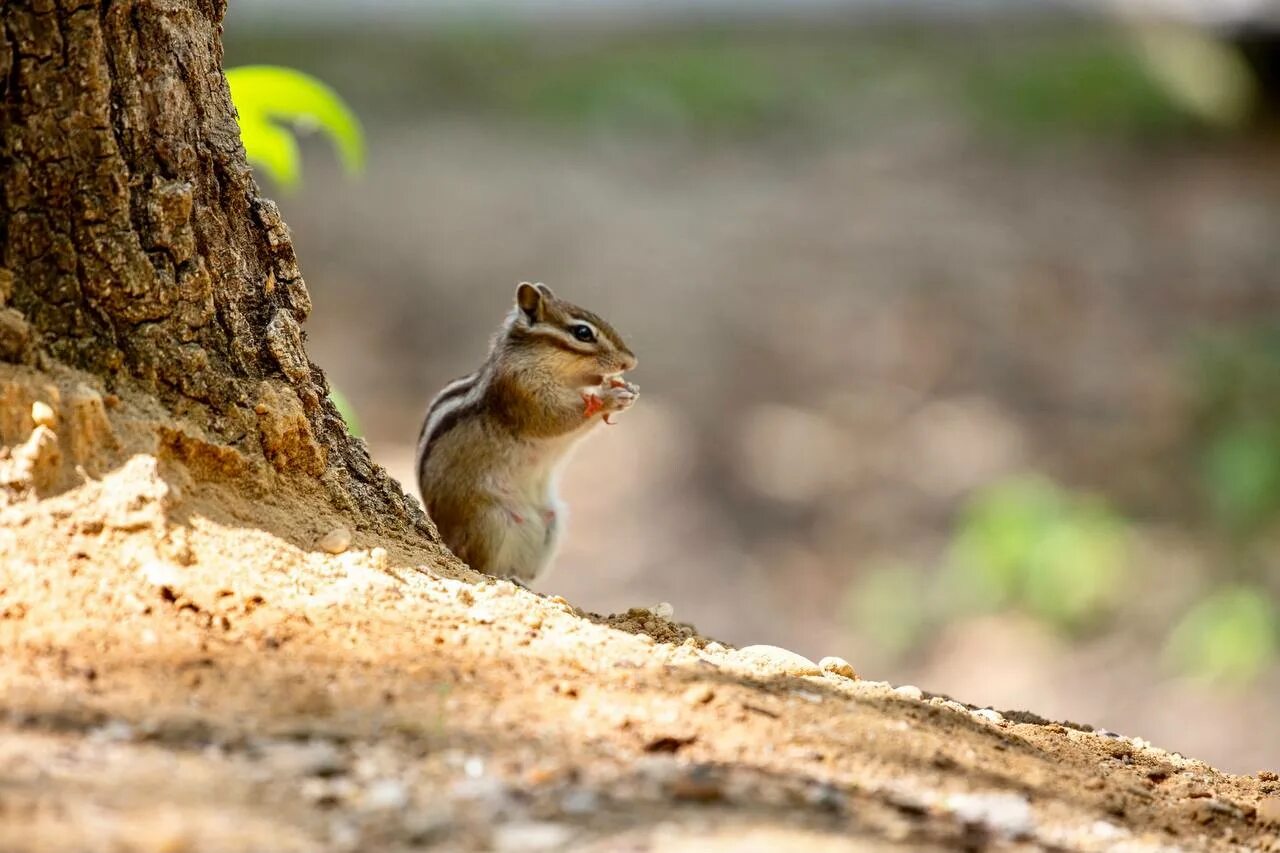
left=318, top=526, right=353, bottom=554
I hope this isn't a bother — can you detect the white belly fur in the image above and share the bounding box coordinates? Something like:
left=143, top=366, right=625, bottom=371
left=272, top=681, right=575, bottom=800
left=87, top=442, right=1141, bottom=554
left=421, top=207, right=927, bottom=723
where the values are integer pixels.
left=484, top=430, right=587, bottom=581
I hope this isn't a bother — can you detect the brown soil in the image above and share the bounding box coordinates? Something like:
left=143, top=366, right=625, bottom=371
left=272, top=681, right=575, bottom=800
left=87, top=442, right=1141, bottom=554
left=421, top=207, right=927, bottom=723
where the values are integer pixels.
left=2, top=362, right=1278, bottom=853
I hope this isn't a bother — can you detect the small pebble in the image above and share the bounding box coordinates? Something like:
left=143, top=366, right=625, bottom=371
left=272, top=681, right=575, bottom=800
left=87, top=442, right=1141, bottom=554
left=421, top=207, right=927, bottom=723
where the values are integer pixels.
left=318, top=527, right=352, bottom=554
left=652, top=602, right=674, bottom=620
left=973, top=708, right=1005, bottom=724
left=805, top=782, right=845, bottom=812
left=368, top=546, right=388, bottom=568
left=328, top=818, right=361, bottom=852
left=31, top=401, right=57, bottom=429
left=894, top=684, right=924, bottom=700
left=451, top=775, right=511, bottom=811
left=791, top=689, right=824, bottom=704
left=363, top=779, right=410, bottom=811
left=559, top=788, right=599, bottom=816
left=682, top=684, right=715, bottom=705
left=90, top=720, right=136, bottom=743
left=265, top=739, right=345, bottom=777
left=141, top=560, right=183, bottom=589
left=1088, top=820, right=1126, bottom=839
left=492, top=821, right=574, bottom=852
left=669, top=764, right=724, bottom=802
left=818, top=656, right=857, bottom=679
left=947, top=792, right=1034, bottom=839
left=300, top=778, right=338, bottom=804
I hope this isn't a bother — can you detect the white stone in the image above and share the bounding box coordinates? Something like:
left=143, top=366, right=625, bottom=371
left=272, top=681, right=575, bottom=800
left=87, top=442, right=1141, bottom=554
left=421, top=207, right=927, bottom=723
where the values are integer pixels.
left=140, top=560, right=183, bottom=589
left=732, top=644, right=820, bottom=676
left=818, top=656, right=857, bottom=679
left=318, top=526, right=352, bottom=554
left=31, top=401, right=57, bottom=429
left=492, top=821, right=574, bottom=852
left=947, top=793, right=1034, bottom=839
left=363, top=779, right=410, bottom=811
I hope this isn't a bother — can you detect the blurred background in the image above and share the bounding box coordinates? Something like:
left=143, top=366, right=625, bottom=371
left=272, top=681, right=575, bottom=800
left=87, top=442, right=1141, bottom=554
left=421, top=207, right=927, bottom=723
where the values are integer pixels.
left=224, top=0, right=1280, bottom=774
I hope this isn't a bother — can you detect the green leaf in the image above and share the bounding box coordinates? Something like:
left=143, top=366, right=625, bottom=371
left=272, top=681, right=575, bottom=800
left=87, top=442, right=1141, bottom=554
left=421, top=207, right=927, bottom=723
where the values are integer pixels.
left=1165, top=585, right=1279, bottom=685
left=225, top=65, right=365, bottom=190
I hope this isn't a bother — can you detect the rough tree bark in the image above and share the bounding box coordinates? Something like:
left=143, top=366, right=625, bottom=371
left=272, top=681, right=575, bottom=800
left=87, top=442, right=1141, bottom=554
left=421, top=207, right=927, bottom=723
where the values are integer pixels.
left=0, top=0, right=434, bottom=542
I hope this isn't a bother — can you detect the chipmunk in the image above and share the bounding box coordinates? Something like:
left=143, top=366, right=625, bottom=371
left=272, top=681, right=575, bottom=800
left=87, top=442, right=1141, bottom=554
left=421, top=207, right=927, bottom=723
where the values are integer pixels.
left=415, top=282, right=638, bottom=582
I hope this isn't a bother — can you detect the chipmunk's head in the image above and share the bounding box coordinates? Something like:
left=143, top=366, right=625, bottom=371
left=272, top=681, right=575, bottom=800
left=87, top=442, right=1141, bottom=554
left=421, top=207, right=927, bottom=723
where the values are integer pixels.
left=506, top=282, right=637, bottom=383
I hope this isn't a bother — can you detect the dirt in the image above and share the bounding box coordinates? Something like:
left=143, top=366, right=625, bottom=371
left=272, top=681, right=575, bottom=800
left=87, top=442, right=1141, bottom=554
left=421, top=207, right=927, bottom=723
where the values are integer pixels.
left=1, top=362, right=1278, bottom=853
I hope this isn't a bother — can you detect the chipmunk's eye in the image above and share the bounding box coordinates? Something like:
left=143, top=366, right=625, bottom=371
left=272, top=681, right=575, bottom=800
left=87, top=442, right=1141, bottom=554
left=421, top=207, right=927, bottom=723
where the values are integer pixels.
left=569, top=324, right=597, bottom=343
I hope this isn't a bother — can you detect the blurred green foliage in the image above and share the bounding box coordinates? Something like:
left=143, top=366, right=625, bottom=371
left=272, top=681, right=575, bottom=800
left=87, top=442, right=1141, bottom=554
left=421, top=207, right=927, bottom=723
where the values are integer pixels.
left=503, top=40, right=791, bottom=133
left=847, top=475, right=1130, bottom=654
left=225, top=25, right=1250, bottom=142
left=1165, top=326, right=1280, bottom=684
left=1165, top=585, right=1279, bottom=685
left=850, top=325, right=1280, bottom=679
left=945, top=476, right=1130, bottom=632
left=1188, top=326, right=1280, bottom=537
left=959, top=36, right=1190, bottom=137
left=225, top=65, right=365, bottom=190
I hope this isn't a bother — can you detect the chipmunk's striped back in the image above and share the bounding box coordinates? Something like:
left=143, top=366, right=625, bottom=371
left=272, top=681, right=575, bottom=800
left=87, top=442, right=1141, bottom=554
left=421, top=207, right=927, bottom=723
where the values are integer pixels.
left=416, top=369, right=485, bottom=471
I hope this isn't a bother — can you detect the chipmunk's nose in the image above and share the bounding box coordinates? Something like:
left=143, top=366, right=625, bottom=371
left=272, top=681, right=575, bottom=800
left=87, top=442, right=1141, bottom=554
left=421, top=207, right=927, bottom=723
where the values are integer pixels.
left=619, top=352, right=637, bottom=372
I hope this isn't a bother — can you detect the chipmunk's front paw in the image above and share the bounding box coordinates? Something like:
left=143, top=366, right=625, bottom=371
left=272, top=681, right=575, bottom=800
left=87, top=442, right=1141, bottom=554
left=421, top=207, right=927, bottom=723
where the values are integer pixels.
left=583, top=380, right=638, bottom=423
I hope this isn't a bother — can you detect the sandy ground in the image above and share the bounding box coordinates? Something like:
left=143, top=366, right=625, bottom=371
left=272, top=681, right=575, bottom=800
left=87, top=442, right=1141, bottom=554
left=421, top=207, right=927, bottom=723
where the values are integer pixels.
left=2, top=365, right=1279, bottom=852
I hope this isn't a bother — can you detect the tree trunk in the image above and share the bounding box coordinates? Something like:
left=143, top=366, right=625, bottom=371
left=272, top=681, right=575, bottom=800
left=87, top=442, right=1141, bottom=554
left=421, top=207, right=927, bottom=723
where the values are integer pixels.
left=0, top=0, right=436, bottom=546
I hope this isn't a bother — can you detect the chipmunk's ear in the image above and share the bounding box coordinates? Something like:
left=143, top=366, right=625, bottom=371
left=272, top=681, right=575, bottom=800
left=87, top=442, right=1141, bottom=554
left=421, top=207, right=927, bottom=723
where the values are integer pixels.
left=516, top=282, right=545, bottom=323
